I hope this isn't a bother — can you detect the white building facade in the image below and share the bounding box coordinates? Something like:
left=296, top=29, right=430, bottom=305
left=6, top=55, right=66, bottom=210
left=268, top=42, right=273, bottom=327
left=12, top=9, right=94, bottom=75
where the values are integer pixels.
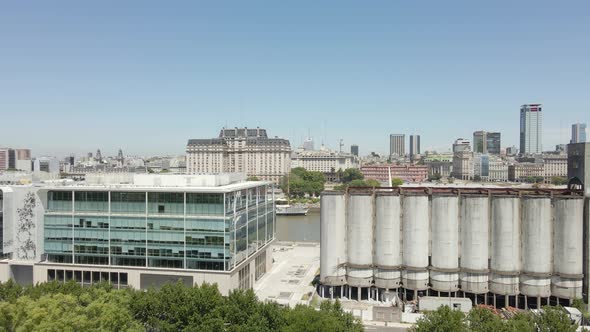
left=291, top=149, right=359, bottom=174
left=186, top=128, right=291, bottom=183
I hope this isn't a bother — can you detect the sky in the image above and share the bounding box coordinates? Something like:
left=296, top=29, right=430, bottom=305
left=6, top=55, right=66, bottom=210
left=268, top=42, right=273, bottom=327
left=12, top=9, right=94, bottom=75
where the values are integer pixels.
left=1, top=1, right=589, bottom=157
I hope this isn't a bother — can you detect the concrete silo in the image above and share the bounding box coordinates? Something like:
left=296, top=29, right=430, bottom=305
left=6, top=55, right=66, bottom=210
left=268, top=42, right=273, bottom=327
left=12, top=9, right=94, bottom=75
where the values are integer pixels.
left=374, top=192, right=402, bottom=301
left=552, top=196, right=584, bottom=301
left=520, top=196, right=552, bottom=306
left=459, top=195, right=490, bottom=295
left=430, top=194, right=460, bottom=293
left=490, top=195, right=521, bottom=307
left=402, top=194, right=429, bottom=295
left=320, top=192, right=347, bottom=298
left=346, top=192, right=374, bottom=300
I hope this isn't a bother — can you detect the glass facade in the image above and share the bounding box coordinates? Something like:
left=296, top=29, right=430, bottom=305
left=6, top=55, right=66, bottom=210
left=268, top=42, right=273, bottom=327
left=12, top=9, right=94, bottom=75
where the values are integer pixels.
left=44, top=185, right=274, bottom=272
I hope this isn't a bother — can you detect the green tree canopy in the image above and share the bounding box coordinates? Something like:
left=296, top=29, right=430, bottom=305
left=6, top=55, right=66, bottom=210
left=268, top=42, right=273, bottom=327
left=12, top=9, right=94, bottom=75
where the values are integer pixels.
left=340, top=168, right=364, bottom=183
left=391, top=178, right=404, bottom=187
left=0, top=281, right=363, bottom=332
left=411, top=305, right=467, bottom=332
left=281, top=168, right=326, bottom=197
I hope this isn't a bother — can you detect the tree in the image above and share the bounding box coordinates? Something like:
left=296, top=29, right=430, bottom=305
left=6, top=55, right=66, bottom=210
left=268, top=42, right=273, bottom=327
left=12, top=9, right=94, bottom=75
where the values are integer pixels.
left=247, top=176, right=260, bottom=181
left=551, top=176, right=568, bottom=186
left=280, top=168, right=325, bottom=198
left=535, top=306, right=578, bottom=332
left=391, top=178, right=404, bottom=187
left=365, top=179, right=381, bottom=187
left=428, top=174, right=442, bottom=182
left=341, top=168, right=363, bottom=183
left=411, top=305, right=467, bottom=332
left=466, top=306, right=503, bottom=332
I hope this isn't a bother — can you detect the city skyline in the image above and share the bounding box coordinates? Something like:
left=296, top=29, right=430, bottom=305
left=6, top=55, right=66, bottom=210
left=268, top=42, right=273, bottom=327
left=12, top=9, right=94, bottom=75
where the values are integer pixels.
left=1, top=1, right=589, bottom=156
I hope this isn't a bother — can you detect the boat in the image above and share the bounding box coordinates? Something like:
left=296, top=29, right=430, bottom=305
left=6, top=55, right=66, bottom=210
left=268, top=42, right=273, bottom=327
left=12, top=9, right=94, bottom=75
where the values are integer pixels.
left=275, top=198, right=309, bottom=216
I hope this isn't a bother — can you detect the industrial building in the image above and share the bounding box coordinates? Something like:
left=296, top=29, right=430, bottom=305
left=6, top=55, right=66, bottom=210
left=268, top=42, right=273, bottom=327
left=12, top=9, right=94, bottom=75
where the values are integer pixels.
left=319, top=186, right=588, bottom=309
left=0, top=174, right=274, bottom=295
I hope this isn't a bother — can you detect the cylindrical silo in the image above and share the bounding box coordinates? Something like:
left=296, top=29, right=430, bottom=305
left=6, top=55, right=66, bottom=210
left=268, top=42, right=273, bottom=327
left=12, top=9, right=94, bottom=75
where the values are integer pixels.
left=346, top=193, right=374, bottom=287
left=520, top=196, right=552, bottom=298
left=402, top=194, right=429, bottom=290
left=374, top=192, right=402, bottom=290
left=460, top=195, right=490, bottom=294
left=490, top=195, right=520, bottom=296
left=431, top=194, right=460, bottom=292
left=320, top=192, right=347, bottom=286
left=552, top=196, right=584, bottom=299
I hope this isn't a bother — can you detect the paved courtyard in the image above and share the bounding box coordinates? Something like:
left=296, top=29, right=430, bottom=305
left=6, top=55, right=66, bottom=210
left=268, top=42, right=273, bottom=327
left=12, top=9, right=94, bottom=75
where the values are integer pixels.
left=254, top=242, right=320, bottom=307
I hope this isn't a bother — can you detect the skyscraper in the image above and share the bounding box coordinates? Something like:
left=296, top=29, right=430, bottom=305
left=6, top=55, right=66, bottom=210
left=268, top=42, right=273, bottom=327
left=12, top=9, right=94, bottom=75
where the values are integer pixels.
left=350, top=144, right=359, bottom=157
left=520, top=104, right=543, bottom=155
left=409, top=135, right=420, bottom=160
left=571, top=123, right=587, bottom=144
left=302, top=138, right=314, bottom=151
left=473, top=131, right=501, bottom=154
left=389, top=134, right=405, bottom=157
left=486, top=132, right=501, bottom=155
left=473, top=131, right=487, bottom=153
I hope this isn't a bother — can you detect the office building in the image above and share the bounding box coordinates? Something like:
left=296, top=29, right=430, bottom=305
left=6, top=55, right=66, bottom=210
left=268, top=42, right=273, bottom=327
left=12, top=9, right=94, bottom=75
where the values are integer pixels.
left=508, top=163, right=544, bottom=182
left=451, top=150, right=473, bottom=180
left=0, top=149, right=8, bottom=171
left=520, top=104, right=543, bottom=155
left=350, top=145, right=359, bottom=157
left=473, top=131, right=487, bottom=154
left=0, top=174, right=274, bottom=294
left=486, top=132, right=501, bottom=155
left=473, top=131, right=501, bottom=155
left=186, top=127, right=291, bottom=183
left=0, top=148, right=32, bottom=172
left=568, top=143, right=590, bottom=196
left=302, top=138, right=314, bottom=151
left=571, top=123, right=587, bottom=144
left=361, top=164, right=428, bottom=183
left=33, top=157, right=59, bottom=174
left=542, top=153, right=568, bottom=181
left=389, top=134, right=405, bottom=157
left=452, top=138, right=471, bottom=153
left=409, top=135, right=420, bottom=161
left=291, top=149, right=358, bottom=182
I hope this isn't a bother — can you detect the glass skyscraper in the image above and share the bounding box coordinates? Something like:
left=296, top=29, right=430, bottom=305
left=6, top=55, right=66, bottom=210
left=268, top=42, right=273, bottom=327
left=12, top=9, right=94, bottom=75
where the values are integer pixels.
left=520, top=104, right=543, bottom=155
left=571, top=123, right=587, bottom=144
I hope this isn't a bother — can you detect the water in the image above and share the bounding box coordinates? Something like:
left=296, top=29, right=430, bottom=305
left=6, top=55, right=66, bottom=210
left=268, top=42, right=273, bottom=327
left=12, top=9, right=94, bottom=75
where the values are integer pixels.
left=276, top=209, right=320, bottom=242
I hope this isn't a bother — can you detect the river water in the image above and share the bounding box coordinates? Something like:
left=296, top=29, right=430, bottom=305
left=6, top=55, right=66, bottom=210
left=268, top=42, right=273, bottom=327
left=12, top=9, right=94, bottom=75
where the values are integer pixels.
left=276, top=209, right=320, bottom=243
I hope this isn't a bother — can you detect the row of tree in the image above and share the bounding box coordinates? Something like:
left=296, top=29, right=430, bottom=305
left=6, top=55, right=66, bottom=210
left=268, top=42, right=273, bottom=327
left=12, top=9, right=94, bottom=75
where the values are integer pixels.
left=0, top=280, right=363, bottom=332
left=412, top=304, right=584, bottom=332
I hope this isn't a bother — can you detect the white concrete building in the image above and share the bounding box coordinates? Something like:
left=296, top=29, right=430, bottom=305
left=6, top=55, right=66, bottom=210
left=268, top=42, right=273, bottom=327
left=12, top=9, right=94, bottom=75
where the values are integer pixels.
left=452, top=150, right=473, bottom=180
left=291, top=148, right=359, bottom=174
left=543, top=153, right=568, bottom=180
left=186, top=128, right=291, bottom=183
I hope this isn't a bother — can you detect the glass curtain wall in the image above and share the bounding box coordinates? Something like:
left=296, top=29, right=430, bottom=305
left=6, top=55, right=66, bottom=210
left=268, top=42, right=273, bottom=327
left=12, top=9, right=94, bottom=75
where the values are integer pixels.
left=45, top=185, right=273, bottom=272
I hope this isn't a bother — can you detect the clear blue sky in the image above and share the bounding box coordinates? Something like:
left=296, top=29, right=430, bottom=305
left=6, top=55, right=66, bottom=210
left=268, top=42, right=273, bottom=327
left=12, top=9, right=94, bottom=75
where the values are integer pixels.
left=1, top=1, right=588, bottom=157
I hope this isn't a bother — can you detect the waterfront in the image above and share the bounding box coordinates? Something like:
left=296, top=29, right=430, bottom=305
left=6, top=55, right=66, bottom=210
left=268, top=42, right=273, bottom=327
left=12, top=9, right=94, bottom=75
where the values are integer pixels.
left=276, top=209, right=320, bottom=242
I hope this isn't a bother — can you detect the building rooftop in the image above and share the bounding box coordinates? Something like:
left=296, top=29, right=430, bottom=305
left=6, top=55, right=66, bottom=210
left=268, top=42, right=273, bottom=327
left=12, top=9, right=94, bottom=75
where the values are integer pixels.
left=35, top=173, right=271, bottom=193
